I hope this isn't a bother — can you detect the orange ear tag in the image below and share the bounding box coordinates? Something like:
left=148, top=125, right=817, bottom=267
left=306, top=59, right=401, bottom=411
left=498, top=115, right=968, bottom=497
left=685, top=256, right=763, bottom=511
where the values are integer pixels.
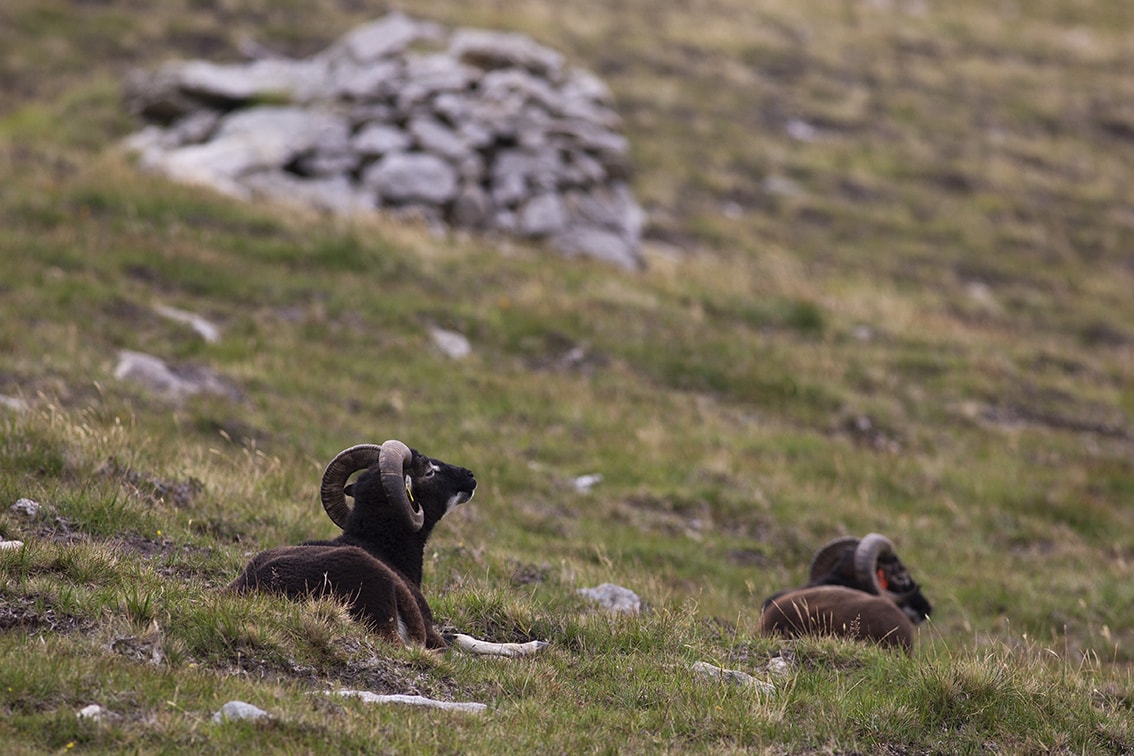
left=877, top=568, right=889, bottom=590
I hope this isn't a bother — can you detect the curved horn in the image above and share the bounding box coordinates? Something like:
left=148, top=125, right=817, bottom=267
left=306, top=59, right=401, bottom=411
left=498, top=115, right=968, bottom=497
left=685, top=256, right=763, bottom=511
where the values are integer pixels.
left=320, top=444, right=384, bottom=529
left=378, top=439, right=423, bottom=532
left=853, top=533, right=895, bottom=594
left=808, top=536, right=859, bottom=584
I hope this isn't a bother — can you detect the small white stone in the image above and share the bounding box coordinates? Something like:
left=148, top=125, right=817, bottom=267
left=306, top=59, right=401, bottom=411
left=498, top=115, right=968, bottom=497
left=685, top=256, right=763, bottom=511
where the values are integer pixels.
left=786, top=118, right=818, bottom=142
left=573, top=473, right=602, bottom=493
left=153, top=304, right=221, bottom=343
left=10, top=498, right=40, bottom=517
left=765, top=656, right=793, bottom=678
left=578, top=583, right=640, bottom=615
left=691, top=662, right=776, bottom=694
left=77, top=704, right=108, bottom=721
left=430, top=327, right=471, bottom=360
left=0, top=395, right=29, bottom=413
left=212, top=700, right=271, bottom=723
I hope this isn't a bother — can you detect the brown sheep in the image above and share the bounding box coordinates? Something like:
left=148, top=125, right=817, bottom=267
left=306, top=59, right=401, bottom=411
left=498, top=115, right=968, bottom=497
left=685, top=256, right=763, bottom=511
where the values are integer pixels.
left=758, top=533, right=932, bottom=651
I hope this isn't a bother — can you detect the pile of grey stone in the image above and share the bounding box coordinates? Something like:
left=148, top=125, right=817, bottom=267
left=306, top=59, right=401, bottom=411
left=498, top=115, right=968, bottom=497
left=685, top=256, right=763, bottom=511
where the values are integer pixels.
left=122, top=12, right=645, bottom=269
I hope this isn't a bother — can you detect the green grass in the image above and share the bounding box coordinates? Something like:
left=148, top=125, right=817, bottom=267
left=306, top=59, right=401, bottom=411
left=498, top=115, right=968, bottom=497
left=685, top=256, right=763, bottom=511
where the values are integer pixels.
left=1, top=0, right=1133, bottom=751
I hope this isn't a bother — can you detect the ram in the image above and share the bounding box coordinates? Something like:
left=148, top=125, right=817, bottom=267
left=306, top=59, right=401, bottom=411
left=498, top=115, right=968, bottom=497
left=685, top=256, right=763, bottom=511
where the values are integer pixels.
left=227, top=440, right=544, bottom=656
left=757, top=533, right=932, bottom=651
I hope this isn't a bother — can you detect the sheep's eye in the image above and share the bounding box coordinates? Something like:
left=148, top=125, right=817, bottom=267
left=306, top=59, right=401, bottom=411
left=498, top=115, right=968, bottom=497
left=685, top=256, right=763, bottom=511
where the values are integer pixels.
left=424, top=465, right=438, bottom=478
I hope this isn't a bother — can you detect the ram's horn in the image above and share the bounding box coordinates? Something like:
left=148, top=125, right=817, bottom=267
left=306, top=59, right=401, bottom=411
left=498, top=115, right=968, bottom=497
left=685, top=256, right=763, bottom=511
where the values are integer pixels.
left=853, top=533, right=896, bottom=595
left=807, top=536, right=860, bottom=584
left=378, top=439, right=424, bottom=532
left=319, top=444, right=384, bottom=529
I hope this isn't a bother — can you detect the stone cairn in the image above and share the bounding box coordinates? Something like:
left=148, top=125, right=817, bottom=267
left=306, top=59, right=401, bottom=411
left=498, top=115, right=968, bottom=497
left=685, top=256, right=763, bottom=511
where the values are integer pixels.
left=122, top=12, right=645, bottom=270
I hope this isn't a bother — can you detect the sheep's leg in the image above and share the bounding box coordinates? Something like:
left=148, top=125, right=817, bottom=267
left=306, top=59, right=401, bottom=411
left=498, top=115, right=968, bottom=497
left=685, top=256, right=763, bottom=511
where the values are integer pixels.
left=424, top=627, right=449, bottom=650
left=402, top=582, right=448, bottom=650
left=447, top=633, right=548, bottom=657
left=347, top=573, right=430, bottom=647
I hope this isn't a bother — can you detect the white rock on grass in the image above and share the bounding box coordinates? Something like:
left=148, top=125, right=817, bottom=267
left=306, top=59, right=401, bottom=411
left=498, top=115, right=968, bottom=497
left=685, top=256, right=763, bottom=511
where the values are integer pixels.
left=578, top=583, right=641, bottom=615
left=691, top=662, right=776, bottom=695
left=0, top=395, right=29, bottom=413
left=10, top=498, right=40, bottom=517
left=114, top=350, right=237, bottom=402
left=429, top=327, right=472, bottom=360
left=329, top=690, right=486, bottom=714
left=212, top=700, right=271, bottom=723
left=573, top=473, right=602, bottom=493
left=77, top=704, right=119, bottom=722
left=152, top=304, right=221, bottom=343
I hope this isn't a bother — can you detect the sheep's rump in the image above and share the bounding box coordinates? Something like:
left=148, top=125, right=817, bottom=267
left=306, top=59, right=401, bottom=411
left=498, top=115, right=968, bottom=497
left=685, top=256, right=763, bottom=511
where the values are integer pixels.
left=227, top=544, right=436, bottom=646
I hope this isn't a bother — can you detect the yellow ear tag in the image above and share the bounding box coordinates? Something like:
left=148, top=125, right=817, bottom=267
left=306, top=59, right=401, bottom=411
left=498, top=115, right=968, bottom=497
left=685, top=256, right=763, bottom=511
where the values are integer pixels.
left=405, top=476, right=414, bottom=503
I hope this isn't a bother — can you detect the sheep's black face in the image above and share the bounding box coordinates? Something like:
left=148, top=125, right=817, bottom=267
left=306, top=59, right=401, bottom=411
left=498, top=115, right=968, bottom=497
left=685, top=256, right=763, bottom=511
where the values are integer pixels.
left=899, top=589, right=932, bottom=624
left=878, top=553, right=932, bottom=624
left=343, top=449, right=476, bottom=529
left=404, top=448, right=477, bottom=519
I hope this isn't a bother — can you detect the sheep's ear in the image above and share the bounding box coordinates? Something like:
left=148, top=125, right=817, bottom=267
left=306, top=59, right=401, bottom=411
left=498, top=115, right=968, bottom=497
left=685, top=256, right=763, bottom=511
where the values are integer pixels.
left=404, top=474, right=414, bottom=503
left=344, top=483, right=355, bottom=498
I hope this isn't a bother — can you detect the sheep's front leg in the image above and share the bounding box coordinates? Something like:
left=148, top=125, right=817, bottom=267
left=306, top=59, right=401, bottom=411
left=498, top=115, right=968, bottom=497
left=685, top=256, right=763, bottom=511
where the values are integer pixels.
left=340, top=574, right=428, bottom=648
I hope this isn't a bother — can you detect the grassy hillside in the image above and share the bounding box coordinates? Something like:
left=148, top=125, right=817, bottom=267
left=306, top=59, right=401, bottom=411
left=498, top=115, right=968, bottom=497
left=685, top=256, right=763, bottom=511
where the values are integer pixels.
left=2, top=0, right=1133, bottom=751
